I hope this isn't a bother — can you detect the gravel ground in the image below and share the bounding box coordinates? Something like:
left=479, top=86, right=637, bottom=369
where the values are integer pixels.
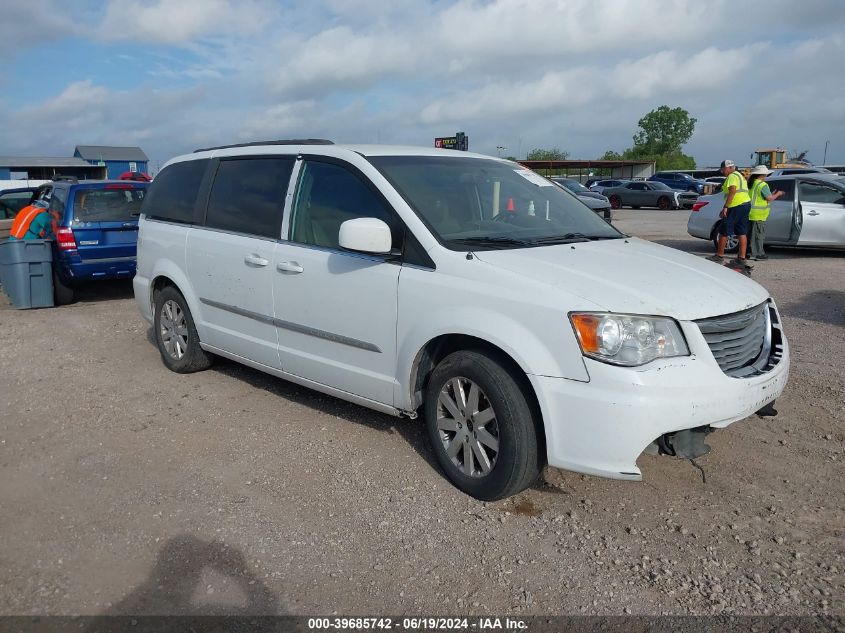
left=0, top=209, right=842, bottom=617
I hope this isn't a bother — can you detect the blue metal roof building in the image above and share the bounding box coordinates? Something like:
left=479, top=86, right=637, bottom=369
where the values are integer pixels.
left=73, top=145, right=149, bottom=179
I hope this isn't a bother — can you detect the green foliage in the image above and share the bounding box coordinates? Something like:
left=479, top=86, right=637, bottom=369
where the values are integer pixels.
left=632, top=105, right=697, bottom=156
left=600, top=150, right=623, bottom=160
left=503, top=156, right=518, bottom=162
left=526, top=147, right=570, bottom=161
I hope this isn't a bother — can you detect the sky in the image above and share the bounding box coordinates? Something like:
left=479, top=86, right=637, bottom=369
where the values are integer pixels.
left=1, top=0, right=844, bottom=170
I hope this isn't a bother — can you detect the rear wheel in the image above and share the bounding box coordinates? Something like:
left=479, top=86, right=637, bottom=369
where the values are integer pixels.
left=52, top=269, right=76, bottom=305
left=153, top=286, right=213, bottom=373
left=657, top=196, right=671, bottom=210
left=424, top=350, right=541, bottom=501
left=609, top=195, right=622, bottom=210
left=712, top=224, right=739, bottom=253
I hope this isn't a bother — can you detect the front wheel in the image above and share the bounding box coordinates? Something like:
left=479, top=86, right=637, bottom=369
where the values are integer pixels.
left=153, top=286, right=213, bottom=373
left=424, top=350, right=541, bottom=500
left=609, top=195, right=622, bottom=210
left=657, top=196, right=671, bottom=210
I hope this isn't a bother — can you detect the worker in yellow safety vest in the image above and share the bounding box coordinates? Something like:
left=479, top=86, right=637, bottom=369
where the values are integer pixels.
left=747, top=165, right=784, bottom=261
left=709, top=159, right=752, bottom=268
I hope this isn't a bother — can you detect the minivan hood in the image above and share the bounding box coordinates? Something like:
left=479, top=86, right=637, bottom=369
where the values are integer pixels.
left=473, top=237, right=769, bottom=321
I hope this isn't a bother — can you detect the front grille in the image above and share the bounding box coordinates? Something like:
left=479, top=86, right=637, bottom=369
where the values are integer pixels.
left=695, top=302, right=780, bottom=377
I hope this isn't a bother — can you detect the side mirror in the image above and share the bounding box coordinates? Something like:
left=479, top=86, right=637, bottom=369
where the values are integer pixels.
left=339, top=217, right=392, bottom=254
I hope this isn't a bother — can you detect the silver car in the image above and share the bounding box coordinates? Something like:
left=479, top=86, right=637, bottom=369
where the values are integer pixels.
left=687, top=173, right=845, bottom=251
left=602, top=181, right=697, bottom=210
left=550, top=177, right=612, bottom=222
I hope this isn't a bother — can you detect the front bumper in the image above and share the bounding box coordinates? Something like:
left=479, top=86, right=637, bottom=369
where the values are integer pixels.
left=530, top=317, right=789, bottom=480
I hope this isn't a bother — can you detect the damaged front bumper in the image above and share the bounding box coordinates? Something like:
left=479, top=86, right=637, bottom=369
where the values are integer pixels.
left=529, top=317, right=790, bottom=480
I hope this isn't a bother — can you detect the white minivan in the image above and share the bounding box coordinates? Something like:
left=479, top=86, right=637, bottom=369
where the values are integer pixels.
left=134, top=141, right=789, bottom=500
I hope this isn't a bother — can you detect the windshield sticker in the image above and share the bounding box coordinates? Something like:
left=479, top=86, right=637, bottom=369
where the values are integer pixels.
left=514, top=170, right=554, bottom=187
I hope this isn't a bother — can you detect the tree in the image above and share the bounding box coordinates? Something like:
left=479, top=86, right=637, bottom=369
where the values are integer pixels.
left=600, top=150, right=622, bottom=160
left=526, top=148, right=570, bottom=161
left=631, top=105, right=696, bottom=156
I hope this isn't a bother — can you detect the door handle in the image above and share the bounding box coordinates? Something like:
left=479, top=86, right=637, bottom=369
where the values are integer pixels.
left=276, top=261, right=304, bottom=274
left=807, top=210, right=820, bottom=216
left=244, top=254, right=269, bottom=267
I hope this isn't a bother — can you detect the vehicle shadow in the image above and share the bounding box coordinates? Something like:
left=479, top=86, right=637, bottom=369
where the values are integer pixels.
left=781, top=289, right=845, bottom=327
left=71, top=279, right=135, bottom=304
left=92, top=535, right=282, bottom=618
left=210, top=355, right=439, bottom=474
left=144, top=325, right=440, bottom=475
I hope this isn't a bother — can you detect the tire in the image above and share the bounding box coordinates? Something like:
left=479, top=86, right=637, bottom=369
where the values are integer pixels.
left=153, top=286, right=213, bottom=373
left=52, top=269, right=76, bottom=305
left=657, top=196, right=671, bottom=210
left=712, top=224, right=739, bottom=254
left=609, top=195, right=622, bottom=210
left=424, top=350, right=541, bottom=501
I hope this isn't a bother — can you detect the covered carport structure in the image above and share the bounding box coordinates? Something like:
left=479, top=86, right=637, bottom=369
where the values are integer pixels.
left=518, top=158, right=656, bottom=182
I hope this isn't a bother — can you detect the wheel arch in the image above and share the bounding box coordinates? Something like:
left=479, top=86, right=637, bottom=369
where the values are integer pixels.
left=408, top=334, right=547, bottom=461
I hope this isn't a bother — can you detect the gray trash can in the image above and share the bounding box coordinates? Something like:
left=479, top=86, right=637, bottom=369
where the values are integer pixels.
left=0, top=239, right=55, bottom=309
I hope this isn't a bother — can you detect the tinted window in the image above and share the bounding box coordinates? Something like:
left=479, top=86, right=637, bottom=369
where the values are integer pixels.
left=766, top=180, right=794, bottom=202
left=49, top=188, right=67, bottom=216
left=142, top=159, right=208, bottom=223
left=799, top=181, right=845, bottom=204
left=649, top=182, right=672, bottom=191
left=205, top=158, right=293, bottom=239
left=291, top=160, right=400, bottom=250
left=72, top=187, right=146, bottom=223
left=628, top=183, right=645, bottom=190
left=0, top=191, right=33, bottom=217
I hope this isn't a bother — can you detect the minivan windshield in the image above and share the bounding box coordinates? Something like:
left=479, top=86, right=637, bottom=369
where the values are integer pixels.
left=369, top=156, right=622, bottom=249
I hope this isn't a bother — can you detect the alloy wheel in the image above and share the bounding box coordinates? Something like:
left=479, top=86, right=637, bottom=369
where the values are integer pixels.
left=160, top=299, right=189, bottom=360
left=436, top=377, right=500, bottom=478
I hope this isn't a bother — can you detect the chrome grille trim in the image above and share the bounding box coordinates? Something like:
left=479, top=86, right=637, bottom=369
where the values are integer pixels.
left=695, top=302, right=780, bottom=378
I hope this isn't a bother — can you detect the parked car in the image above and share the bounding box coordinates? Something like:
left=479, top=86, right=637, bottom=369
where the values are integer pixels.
left=550, top=177, right=612, bottom=222
left=135, top=141, right=789, bottom=501
left=688, top=174, right=845, bottom=252
left=602, top=181, right=697, bottom=210
left=705, top=176, right=726, bottom=187
left=649, top=171, right=708, bottom=194
left=48, top=179, right=148, bottom=303
left=767, top=167, right=832, bottom=177
left=0, top=184, right=52, bottom=239
left=588, top=179, right=628, bottom=194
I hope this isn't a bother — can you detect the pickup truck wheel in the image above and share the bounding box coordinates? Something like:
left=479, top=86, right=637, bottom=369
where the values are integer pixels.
left=153, top=286, right=213, bottom=373
left=424, top=350, right=540, bottom=501
left=609, top=195, right=622, bottom=210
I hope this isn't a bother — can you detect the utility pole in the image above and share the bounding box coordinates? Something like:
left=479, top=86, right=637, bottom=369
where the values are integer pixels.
left=496, top=146, right=507, bottom=157
left=823, top=140, right=829, bottom=165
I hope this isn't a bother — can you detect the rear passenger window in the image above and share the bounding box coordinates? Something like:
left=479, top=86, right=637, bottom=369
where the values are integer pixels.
left=290, top=160, right=400, bottom=250
left=204, top=158, right=294, bottom=239
left=142, top=159, right=208, bottom=223
left=799, top=181, right=845, bottom=204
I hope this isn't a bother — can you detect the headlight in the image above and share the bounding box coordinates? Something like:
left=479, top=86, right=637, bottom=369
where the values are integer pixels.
left=569, top=313, right=689, bottom=366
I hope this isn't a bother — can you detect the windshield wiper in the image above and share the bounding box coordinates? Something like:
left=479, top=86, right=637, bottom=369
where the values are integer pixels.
left=446, top=236, right=532, bottom=249
left=531, top=233, right=622, bottom=244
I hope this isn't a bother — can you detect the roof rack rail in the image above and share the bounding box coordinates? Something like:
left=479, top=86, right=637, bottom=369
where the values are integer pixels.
left=193, top=139, right=335, bottom=153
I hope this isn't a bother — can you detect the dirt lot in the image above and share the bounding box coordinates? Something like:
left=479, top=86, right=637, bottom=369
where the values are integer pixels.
left=0, top=209, right=842, bottom=617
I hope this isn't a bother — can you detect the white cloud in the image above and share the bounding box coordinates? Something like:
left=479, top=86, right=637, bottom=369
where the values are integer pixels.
left=96, top=0, right=275, bottom=44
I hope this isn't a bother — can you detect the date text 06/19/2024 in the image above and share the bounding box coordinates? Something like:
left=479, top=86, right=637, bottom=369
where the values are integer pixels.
left=307, top=617, right=528, bottom=631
